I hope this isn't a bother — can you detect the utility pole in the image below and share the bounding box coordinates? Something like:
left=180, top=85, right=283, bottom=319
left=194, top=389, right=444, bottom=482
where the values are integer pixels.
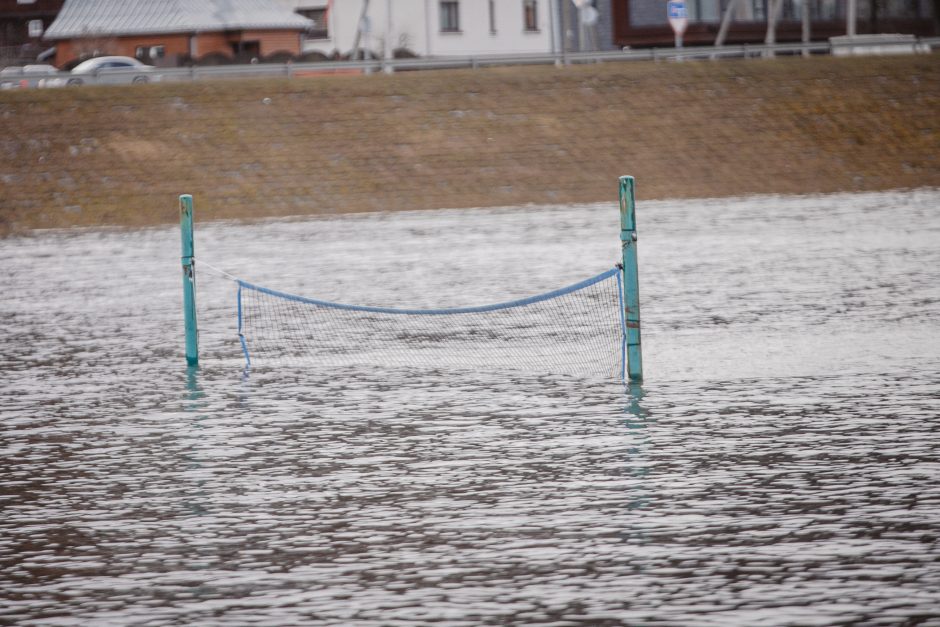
left=561, top=0, right=570, bottom=63
left=715, top=0, right=740, bottom=46
left=802, top=0, right=811, bottom=56
left=764, top=0, right=782, bottom=56
left=550, top=0, right=560, bottom=63
left=383, top=0, right=393, bottom=73
left=350, top=0, right=371, bottom=60
left=578, top=5, right=586, bottom=51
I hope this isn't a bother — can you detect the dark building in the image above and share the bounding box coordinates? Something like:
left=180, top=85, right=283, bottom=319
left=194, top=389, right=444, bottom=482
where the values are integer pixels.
left=611, top=0, right=937, bottom=47
left=0, top=0, right=63, bottom=64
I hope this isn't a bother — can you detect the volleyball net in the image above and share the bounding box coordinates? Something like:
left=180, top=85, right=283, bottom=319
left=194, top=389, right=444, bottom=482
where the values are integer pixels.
left=232, top=267, right=627, bottom=379
left=179, top=176, right=643, bottom=381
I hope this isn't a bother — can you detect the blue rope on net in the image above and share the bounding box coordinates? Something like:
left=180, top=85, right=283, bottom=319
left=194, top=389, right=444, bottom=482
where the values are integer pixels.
left=236, top=267, right=620, bottom=316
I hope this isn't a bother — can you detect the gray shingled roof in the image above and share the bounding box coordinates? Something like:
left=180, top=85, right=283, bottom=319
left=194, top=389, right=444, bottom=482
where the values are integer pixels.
left=44, top=0, right=314, bottom=40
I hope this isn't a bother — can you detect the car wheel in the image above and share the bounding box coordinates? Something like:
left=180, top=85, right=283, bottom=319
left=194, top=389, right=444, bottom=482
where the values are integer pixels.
left=132, top=76, right=149, bottom=84
left=67, top=78, right=83, bottom=86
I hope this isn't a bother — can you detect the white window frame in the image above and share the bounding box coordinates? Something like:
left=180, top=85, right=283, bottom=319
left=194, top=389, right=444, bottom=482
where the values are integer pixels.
left=27, top=19, right=43, bottom=37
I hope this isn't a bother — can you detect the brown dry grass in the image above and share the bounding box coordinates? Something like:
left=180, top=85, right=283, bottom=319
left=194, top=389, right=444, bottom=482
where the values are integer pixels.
left=0, top=53, right=937, bottom=235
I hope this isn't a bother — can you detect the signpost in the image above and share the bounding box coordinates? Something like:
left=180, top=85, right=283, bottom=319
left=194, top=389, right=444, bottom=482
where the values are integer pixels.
left=667, top=0, right=688, bottom=49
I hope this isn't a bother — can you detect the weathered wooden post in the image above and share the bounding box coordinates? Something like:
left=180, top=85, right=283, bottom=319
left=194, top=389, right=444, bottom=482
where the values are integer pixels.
left=180, top=194, right=198, bottom=366
left=619, top=176, right=643, bottom=382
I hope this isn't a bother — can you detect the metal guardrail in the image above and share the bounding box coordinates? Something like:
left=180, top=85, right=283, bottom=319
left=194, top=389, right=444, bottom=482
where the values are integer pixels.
left=5, top=36, right=938, bottom=88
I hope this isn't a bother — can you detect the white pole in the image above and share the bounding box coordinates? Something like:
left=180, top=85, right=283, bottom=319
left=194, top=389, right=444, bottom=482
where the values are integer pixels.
left=350, top=0, right=370, bottom=59
left=715, top=0, right=740, bottom=46
left=764, top=0, right=781, bottom=56
left=802, top=0, right=811, bottom=56
left=384, top=0, right=393, bottom=73
left=578, top=6, right=586, bottom=51
left=550, top=0, right=560, bottom=62
left=561, top=0, right=570, bottom=63
left=846, top=0, right=857, bottom=36
left=425, top=0, right=433, bottom=56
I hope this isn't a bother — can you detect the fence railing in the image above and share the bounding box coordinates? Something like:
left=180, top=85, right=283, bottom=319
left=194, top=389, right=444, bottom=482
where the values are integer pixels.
left=4, top=36, right=938, bottom=89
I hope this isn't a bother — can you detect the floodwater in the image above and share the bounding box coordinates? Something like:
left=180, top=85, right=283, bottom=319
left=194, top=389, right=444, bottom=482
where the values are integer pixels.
left=2, top=190, right=939, bottom=625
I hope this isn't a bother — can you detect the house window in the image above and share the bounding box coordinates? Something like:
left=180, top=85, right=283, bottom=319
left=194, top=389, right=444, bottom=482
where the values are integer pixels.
left=813, top=0, right=842, bottom=20
left=489, top=0, right=497, bottom=33
left=135, top=45, right=166, bottom=62
left=523, top=0, right=539, bottom=31
left=780, top=0, right=799, bottom=20
left=687, top=0, right=720, bottom=22
left=17, top=0, right=37, bottom=4
left=27, top=19, right=43, bottom=37
left=232, top=40, right=261, bottom=61
left=440, top=1, right=460, bottom=32
left=297, top=8, right=329, bottom=39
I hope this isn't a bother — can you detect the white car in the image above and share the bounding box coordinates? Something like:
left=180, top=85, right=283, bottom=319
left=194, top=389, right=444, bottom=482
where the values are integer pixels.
left=46, top=56, right=157, bottom=87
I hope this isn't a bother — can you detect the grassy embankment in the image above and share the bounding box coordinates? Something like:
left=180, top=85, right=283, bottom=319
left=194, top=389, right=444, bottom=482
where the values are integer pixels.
left=0, top=53, right=937, bottom=235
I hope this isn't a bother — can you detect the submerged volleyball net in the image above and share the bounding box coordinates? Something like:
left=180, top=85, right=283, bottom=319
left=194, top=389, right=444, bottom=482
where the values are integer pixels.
left=179, top=176, right=643, bottom=381
left=235, top=267, right=626, bottom=378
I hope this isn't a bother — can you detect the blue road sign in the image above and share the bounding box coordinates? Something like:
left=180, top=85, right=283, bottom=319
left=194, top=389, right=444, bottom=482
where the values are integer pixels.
left=667, top=0, right=688, bottom=19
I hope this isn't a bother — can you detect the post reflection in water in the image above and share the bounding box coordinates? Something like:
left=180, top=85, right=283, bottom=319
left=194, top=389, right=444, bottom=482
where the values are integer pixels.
left=183, top=365, right=209, bottom=519
left=621, top=381, right=652, bottom=559
left=185, top=365, right=205, bottom=407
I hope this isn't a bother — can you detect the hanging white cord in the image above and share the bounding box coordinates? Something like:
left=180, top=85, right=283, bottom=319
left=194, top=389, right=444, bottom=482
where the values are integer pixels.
left=193, top=257, right=239, bottom=282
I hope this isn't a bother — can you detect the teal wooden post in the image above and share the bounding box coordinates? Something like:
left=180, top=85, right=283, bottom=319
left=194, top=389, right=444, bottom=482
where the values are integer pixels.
left=180, top=194, right=198, bottom=366
left=619, top=176, right=643, bottom=382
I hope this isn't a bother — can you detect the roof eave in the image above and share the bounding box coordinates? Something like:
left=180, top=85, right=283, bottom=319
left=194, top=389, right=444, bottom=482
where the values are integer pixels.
left=44, top=24, right=310, bottom=41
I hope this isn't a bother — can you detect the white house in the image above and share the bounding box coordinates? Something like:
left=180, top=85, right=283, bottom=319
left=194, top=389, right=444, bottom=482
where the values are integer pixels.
left=275, top=0, right=559, bottom=58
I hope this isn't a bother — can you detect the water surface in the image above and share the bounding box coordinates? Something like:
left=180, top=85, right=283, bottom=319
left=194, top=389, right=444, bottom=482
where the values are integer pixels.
left=2, top=190, right=939, bottom=625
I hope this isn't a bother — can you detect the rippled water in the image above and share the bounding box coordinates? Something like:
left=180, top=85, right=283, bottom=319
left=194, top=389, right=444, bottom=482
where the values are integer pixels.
left=2, top=190, right=939, bottom=625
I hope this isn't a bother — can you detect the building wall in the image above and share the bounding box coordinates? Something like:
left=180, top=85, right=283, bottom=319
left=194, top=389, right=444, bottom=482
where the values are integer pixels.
left=428, top=0, right=553, bottom=55
left=282, top=0, right=429, bottom=57
left=556, top=0, right=618, bottom=52
left=250, top=29, right=304, bottom=56
left=53, top=29, right=304, bottom=67
left=55, top=34, right=191, bottom=67
left=291, top=0, right=554, bottom=58
left=613, top=0, right=937, bottom=46
left=193, top=31, right=233, bottom=59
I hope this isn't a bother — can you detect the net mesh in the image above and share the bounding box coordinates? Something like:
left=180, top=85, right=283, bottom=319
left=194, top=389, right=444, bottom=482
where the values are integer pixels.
left=236, top=267, right=626, bottom=378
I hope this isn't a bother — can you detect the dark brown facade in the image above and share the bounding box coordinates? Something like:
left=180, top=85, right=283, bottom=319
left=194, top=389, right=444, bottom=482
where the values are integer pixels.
left=0, top=0, right=63, bottom=62
left=611, top=0, right=938, bottom=48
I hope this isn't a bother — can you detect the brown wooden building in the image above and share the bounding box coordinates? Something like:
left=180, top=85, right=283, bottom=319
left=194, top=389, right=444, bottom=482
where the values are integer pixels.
left=43, top=0, right=313, bottom=68
left=0, top=0, right=64, bottom=64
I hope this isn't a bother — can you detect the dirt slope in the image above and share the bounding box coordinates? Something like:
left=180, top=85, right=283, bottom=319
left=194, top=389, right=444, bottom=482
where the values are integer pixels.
left=1, top=54, right=937, bottom=234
